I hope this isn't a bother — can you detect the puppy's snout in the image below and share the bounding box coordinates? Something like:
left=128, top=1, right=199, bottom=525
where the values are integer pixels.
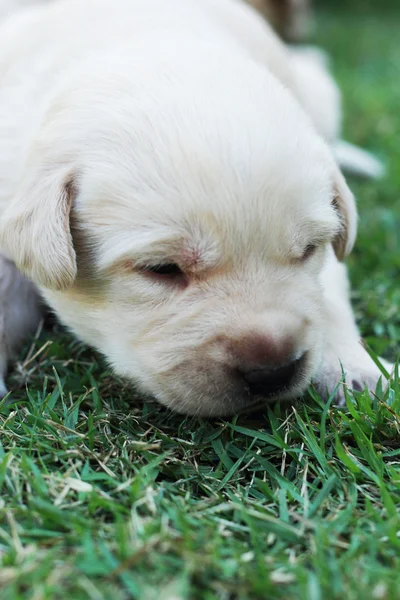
left=228, top=332, right=307, bottom=398
left=239, top=357, right=305, bottom=397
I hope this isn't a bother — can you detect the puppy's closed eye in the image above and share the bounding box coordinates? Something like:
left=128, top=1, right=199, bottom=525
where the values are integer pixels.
left=140, top=262, right=187, bottom=285
left=301, top=243, right=318, bottom=261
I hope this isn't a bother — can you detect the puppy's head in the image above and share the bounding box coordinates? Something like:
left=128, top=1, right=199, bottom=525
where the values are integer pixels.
left=0, top=55, right=356, bottom=415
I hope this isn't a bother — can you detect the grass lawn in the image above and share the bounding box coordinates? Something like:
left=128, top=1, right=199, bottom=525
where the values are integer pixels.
left=1, top=3, right=400, bottom=599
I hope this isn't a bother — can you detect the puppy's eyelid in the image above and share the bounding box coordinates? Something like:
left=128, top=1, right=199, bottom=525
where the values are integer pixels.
left=142, top=263, right=184, bottom=277
left=138, top=262, right=190, bottom=288
left=300, top=243, right=318, bottom=262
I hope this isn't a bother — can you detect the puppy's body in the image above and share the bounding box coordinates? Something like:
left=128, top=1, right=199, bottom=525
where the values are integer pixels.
left=0, top=0, right=388, bottom=414
left=0, top=255, right=41, bottom=395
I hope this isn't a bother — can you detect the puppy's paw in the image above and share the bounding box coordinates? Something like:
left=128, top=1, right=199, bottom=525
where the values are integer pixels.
left=333, top=140, right=385, bottom=180
left=312, top=346, right=392, bottom=406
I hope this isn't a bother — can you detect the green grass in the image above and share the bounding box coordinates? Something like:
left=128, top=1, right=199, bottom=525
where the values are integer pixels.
left=1, top=5, right=400, bottom=599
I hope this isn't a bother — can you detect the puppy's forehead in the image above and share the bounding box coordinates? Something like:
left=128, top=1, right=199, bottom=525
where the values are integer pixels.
left=73, top=66, right=336, bottom=262
left=79, top=131, right=335, bottom=265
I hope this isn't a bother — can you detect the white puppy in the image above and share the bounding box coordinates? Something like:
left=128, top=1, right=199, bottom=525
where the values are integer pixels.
left=0, top=0, right=389, bottom=414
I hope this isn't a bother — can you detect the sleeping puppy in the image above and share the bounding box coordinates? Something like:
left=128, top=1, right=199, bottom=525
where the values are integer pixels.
left=0, top=0, right=390, bottom=415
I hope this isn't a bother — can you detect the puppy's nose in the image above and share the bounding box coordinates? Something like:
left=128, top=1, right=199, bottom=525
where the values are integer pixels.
left=240, top=357, right=304, bottom=398
left=227, top=332, right=306, bottom=398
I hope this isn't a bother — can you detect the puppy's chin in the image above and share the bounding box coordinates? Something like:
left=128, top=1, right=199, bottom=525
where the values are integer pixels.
left=152, top=381, right=307, bottom=417
left=137, top=355, right=315, bottom=417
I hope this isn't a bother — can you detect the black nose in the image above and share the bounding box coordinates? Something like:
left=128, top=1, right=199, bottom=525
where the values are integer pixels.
left=240, top=355, right=306, bottom=398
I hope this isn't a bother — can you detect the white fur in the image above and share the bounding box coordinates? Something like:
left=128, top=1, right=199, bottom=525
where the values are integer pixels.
left=0, top=0, right=391, bottom=414
left=0, top=0, right=45, bottom=19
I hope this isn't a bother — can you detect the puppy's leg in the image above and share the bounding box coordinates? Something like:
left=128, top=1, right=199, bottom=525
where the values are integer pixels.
left=314, top=247, right=392, bottom=404
left=0, top=254, right=42, bottom=396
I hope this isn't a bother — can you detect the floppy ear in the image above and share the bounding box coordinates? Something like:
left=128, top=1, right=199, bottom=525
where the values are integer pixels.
left=332, top=168, right=358, bottom=261
left=0, top=161, right=77, bottom=290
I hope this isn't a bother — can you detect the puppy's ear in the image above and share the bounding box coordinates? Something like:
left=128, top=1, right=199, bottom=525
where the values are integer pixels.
left=0, top=162, right=77, bottom=290
left=332, top=168, right=357, bottom=261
